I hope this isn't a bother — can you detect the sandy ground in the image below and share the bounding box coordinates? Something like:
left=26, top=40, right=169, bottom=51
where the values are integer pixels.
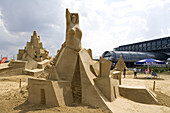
left=123, top=72, right=170, bottom=96
left=0, top=75, right=110, bottom=113
left=0, top=72, right=170, bottom=113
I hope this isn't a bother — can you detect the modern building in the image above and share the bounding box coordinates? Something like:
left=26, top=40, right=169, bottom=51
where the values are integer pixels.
left=114, top=36, right=170, bottom=53
left=102, top=36, right=170, bottom=67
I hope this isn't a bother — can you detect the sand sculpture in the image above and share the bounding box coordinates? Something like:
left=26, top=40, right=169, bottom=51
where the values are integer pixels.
left=16, top=31, right=51, bottom=70
left=0, top=31, right=51, bottom=76
left=111, top=55, right=128, bottom=85
left=27, top=9, right=158, bottom=112
left=17, top=31, right=51, bottom=62
left=113, top=55, right=127, bottom=72
left=28, top=9, right=119, bottom=110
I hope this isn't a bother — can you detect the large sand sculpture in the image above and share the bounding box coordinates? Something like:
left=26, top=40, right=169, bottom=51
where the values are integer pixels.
left=28, top=9, right=120, bottom=108
left=28, top=9, right=158, bottom=112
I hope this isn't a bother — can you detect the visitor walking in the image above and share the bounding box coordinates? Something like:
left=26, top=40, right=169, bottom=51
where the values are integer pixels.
left=134, top=67, right=137, bottom=78
left=123, top=68, right=126, bottom=78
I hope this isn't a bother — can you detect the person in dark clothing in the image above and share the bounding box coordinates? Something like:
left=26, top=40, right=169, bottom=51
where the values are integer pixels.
left=123, top=68, right=126, bottom=78
left=134, top=67, right=137, bottom=78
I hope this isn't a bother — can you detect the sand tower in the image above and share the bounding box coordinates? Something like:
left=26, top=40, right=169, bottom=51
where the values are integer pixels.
left=17, top=31, right=51, bottom=62
left=0, top=31, right=51, bottom=76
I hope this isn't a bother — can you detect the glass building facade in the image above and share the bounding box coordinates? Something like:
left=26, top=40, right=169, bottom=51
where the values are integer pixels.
left=114, top=36, right=170, bottom=53
left=102, top=51, right=169, bottom=67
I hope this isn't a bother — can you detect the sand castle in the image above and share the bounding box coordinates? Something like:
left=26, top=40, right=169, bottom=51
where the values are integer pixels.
left=27, top=9, right=158, bottom=112
left=17, top=30, right=51, bottom=62
left=0, top=31, right=51, bottom=76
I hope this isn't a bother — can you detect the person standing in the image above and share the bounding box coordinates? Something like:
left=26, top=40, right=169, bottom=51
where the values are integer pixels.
left=145, top=68, right=148, bottom=74
left=151, top=69, right=153, bottom=75
left=123, top=68, right=126, bottom=78
left=134, top=67, right=137, bottom=78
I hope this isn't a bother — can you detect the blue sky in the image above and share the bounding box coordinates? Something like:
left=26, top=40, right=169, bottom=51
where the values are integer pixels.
left=0, top=0, right=170, bottom=59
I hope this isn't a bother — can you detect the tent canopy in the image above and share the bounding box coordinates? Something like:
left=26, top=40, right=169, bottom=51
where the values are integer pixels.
left=135, top=58, right=165, bottom=65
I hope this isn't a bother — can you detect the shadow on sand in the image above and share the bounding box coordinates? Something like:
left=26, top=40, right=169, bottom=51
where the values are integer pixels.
left=134, top=77, right=164, bottom=80
left=14, top=101, right=106, bottom=113
left=154, top=91, right=170, bottom=107
left=14, top=100, right=54, bottom=113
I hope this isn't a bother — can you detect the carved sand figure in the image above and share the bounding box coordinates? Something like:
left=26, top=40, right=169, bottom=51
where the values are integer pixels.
left=47, top=9, right=82, bottom=67
left=65, top=8, right=82, bottom=51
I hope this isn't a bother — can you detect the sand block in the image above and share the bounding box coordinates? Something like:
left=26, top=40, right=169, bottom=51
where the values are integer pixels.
left=79, top=49, right=107, bottom=107
left=111, top=71, right=121, bottom=85
left=8, top=60, right=27, bottom=68
left=87, top=48, right=93, bottom=59
left=90, top=61, right=99, bottom=77
left=0, top=63, right=10, bottom=73
left=94, top=77, right=114, bottom=102
left=119, top=85, right=158, bottom=104
left=37, top=59, right=50, bottom=69
left=24, top=68, right=44, bottom=76
left=25, top=55, right=38, bottom=70
left=99, top=57, right=112, bottom=77
left=0, top=60, right=27, bottom=75
left=94, top=78, right=120, bottom=102
left=0, top=63, right=9, bottom=69
left=48, top=66, right=60, bottom=81
left=111, top=79, right=120, bottom=97
left=79, top=49, right=115, bottom=110
left=28, top=78, right=73, bottom=106
left=55, top=47, right=78, bottom=81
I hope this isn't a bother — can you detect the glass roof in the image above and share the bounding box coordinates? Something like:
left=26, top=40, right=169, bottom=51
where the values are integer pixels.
left=102, top=51, right=168, bottom=62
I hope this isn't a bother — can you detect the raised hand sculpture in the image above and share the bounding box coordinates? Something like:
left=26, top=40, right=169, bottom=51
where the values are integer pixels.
left=65, top=8, right=82, bottom=51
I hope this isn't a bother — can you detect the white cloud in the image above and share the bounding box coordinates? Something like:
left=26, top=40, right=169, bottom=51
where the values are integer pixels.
left=45, top=24, right=60, bottom=30
left=0, top=0, right=170, bottom=59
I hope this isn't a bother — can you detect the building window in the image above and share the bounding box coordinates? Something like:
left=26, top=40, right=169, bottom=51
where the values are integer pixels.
left=157, top=40, right=161, bottom=49
left=168, top=38, right=170, bottom=47
left=147, top=42, right=151, bottom=50
left=143, top=43, right=146, bottom=51
left=139, top=44, right=142, bottom=51
left=152, top=41, right=156, bottom=50
left=162, top=39, right=167, bottom=48
left=132, top=45, right=135, bottom=51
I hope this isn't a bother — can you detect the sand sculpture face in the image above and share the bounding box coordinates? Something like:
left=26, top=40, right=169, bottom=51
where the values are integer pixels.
left=71, top=15, right=77, bottom=24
